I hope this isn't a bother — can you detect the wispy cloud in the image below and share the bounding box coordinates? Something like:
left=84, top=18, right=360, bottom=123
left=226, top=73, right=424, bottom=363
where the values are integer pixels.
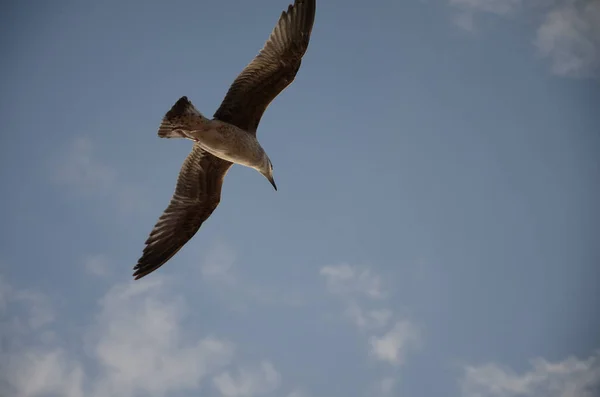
left=345, top=302, right=393, bottom=330
left=369, top=320, right=421, bottom=366
left=448, top=0, right=524, bottom=32
left=534, top=1, right=600, bottom=78
left=0, top=272, right=289, bottom=397
left=213, top=361, right=281, bottom=397
left=320, top=264, right=386, bottom=300
left=0, top=278, right=81, bottom=397
left=5, top=348, right=86, bottom=397
left=448, top=0, right=600, bottom=78
left=88, top=278, right=234, bottom=397
left=320, top=264, right=393, bottom=330
left=0, top=276, right=54, bottom=333
left=319, top=264, right=421, bottom=394
left=51, top=137, right=148, bottom=215
left=461, top=351, right=600, bottom=397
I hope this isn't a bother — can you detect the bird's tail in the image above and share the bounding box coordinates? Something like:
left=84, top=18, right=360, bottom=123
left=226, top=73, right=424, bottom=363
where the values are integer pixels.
left=157, top=96, right=207, bottom=139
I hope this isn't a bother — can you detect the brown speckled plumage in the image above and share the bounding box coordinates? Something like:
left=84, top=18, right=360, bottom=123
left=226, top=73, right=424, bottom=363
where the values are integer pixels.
left=133, top=0, right=316, bottom=280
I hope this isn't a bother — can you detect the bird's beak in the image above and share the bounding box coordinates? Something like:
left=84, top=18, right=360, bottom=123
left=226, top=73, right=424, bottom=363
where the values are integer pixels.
left=268, top=175, right=277, bottom=191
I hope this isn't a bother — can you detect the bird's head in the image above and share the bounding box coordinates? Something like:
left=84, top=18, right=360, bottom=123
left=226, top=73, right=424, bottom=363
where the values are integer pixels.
left=259, top=156, right=277, bottom=191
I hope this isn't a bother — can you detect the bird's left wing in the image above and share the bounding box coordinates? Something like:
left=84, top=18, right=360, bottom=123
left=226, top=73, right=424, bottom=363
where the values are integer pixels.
left=133, top=145, right=232, bottom=279
left=213, top=0, right=316, bottom=133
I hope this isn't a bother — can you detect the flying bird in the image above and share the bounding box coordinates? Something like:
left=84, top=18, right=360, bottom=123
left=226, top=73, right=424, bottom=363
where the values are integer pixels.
left=133, top=0, right=316, bottom=280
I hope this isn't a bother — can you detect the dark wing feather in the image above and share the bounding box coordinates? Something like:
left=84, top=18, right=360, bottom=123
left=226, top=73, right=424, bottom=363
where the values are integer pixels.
left=133, top=145, right=232, bottom=279
left=213, top=0, right=316, bottom=133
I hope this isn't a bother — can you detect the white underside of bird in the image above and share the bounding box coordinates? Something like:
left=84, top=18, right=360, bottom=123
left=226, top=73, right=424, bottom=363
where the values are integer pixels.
left=158, top=96, right=277, bottom=190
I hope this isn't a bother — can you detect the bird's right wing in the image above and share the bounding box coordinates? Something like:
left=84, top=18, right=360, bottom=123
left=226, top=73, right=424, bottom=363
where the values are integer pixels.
left=133, top=144, right=232, bottom=280
left=213, top=0, right=316, bottom=134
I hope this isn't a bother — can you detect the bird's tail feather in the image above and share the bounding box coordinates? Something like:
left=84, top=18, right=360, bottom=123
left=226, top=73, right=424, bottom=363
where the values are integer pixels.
left=157, top=96, right=206, bottom=139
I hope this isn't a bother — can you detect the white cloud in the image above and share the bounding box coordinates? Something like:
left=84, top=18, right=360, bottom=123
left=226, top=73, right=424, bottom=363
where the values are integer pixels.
left=345, top=303, right=392, bottom=330
left=320, top=264, right=421, bottom=388
left=213, top=361, right=281, bottom=397
left=7, top=348, right=85, bottom=397
left=320, top=264, right=393, bottom=330
left=0, top=277, right=54, bottom=332
left=461, top=350, right=600, bottom=397
left=1, top=275, right=241, bottom=397
left=52, top=137, right=148, bottom=214
left=449, top=0, right=524, bottom=31
left=88, top=278, right=234, bottom=397
left=320, top=264, right=386, bottom=299
left=0, top=281, right=79, bottom=397
left=448, top=0, right=600, bottom=79
left=15, top=291, right=55, bottom=330
left=534, top=1, right=600, bottom=78
left=369, top=321, right=421, bottom=366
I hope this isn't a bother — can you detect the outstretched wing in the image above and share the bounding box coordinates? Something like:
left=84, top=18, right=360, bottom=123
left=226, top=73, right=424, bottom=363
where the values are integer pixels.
left=213, top=0, right=316, bottom=133
left=133, top=145, right=232, bottom=280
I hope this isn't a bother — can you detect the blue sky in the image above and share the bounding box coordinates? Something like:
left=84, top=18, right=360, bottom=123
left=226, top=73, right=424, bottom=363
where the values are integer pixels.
left=1, top=0, right=599, bottom=396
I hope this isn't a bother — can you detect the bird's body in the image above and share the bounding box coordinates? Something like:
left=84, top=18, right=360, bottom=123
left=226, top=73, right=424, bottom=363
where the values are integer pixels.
left=133, top=0, right=316, bottom=280
left=157, top=96, right=273, bottom=184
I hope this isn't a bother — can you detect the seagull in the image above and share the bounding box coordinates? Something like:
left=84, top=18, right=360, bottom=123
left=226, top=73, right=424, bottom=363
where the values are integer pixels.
left=133, top=0, right=316, bottom=280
